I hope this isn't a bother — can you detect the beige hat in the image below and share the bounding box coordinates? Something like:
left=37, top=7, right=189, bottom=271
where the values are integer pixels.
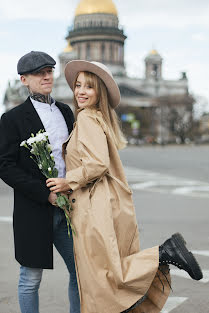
left=64, top=60, right=121, bottom=108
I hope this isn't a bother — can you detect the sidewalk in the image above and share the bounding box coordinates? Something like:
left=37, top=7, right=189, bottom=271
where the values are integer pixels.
left=0, top=221, right=71, bottom=313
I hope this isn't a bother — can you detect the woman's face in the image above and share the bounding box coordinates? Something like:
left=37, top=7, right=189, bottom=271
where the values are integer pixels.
left=74, top=72, right=97, bottom=109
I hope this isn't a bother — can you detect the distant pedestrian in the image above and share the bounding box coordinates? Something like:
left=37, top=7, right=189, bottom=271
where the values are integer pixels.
left=0, top=51, right=80, bottom=313
left=47, top=60, right=203, bottom=313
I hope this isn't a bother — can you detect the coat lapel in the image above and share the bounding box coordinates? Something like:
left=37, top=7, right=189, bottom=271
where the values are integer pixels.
left=55, top=101, right=74, bottom=134
left=23, top=97, right=45, bottom=135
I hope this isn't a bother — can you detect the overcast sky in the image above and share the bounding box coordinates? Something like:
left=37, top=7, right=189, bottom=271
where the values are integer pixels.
left=0, top=0, right=209, bottom=115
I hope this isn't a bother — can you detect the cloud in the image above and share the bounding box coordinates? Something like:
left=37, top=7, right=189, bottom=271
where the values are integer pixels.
left=0, top=0, right=78, bottom=20
left=186, top=62, right=209, bottom=97
left=192, top=33, right=208, bottom=41
left=120, top=10, right=209, bottom=30
left=0, top=30, right=9, bottom=36
left=116, top=0, right=209, bottom=29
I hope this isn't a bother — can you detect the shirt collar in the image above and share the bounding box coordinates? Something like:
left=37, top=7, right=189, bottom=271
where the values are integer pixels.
left=30, top=97, right=56, bottom=110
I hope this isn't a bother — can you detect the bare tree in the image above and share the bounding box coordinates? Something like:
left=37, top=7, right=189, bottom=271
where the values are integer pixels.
left=154, top=94, right=194, bottom=143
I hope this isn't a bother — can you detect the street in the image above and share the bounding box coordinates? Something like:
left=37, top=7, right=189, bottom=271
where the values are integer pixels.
left=0, top=145, right=209, bottom=313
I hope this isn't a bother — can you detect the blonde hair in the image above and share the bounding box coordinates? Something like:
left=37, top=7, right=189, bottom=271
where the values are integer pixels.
left=73, top=71, right=127, bottom=150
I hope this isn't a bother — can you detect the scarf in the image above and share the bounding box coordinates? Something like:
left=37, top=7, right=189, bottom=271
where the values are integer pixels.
left=30, top=92, right=53, bottom=104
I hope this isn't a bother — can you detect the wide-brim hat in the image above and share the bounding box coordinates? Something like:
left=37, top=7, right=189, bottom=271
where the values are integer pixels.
left=64, top=60, right=121, bottom=108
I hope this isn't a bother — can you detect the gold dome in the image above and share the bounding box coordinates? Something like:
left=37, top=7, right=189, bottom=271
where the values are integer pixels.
left=75, top=0, right=118, bottom=16
left=150, top=49, right=159, bottom=55
left=64, top=41, right=73, bottom=53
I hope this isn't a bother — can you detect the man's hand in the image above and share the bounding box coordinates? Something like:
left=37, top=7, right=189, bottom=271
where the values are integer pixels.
left=48, top=192, right=58, bottom=205
left=46, top=178, right=70, bottom=193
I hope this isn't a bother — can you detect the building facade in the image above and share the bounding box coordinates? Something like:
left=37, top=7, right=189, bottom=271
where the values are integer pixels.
left=3, top=0, right=193, bottom=142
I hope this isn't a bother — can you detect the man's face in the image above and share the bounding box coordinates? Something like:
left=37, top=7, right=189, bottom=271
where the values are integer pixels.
left=20, top=67, right=54, bottom=95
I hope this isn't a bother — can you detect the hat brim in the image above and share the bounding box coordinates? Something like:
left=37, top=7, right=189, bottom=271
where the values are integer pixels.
left=64, top=60, right=120, bottom=108
left=20, top=65, right=55, bottom=75
left=32, top=64, right=55, bottom=73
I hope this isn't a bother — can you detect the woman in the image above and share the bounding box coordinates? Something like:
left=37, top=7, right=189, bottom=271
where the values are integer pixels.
left=46, top=60, right=202, bottom=313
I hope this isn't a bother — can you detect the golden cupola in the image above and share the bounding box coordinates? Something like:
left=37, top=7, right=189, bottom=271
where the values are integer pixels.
left=145, top=49, right=163, bottom=80
left=75, top=0, right=118, bottom=16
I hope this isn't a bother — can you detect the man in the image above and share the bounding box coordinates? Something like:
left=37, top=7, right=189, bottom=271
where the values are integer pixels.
left=0, top=51, right=80, bottom=313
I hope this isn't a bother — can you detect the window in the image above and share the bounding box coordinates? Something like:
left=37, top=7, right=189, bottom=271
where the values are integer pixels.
left=101, top=43, right=105, bottom=62
left=86, top=43, right=91, bottom=60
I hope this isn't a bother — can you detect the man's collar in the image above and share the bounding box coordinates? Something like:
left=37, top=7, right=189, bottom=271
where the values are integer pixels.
left=30, top=97, right=55, bottom=109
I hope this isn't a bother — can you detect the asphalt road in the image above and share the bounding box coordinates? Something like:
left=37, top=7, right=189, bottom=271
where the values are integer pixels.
left=0, top=145, right=209, bottom=313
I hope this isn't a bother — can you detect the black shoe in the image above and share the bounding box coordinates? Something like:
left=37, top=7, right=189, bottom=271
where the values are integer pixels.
left=159, top=233, right=203, bottom=281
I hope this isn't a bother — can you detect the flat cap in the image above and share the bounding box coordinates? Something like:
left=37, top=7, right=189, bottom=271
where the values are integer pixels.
left=17, top=51, right=56, bottom=75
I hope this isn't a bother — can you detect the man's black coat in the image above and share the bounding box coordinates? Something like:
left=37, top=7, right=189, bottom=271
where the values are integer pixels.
left=0, top=97, right=74, bottom=269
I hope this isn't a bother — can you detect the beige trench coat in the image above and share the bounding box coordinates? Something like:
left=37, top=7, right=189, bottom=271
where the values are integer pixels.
left=63, top=108, right=171, bottom=313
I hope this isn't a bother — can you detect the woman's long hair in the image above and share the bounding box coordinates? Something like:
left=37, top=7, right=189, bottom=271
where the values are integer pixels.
left=73, top=71, right=127, bottom=150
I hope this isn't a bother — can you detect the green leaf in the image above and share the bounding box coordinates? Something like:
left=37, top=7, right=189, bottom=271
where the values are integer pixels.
left=53, top=168, right=58, bottom=177
left=56, top=195, right=67, bottom=208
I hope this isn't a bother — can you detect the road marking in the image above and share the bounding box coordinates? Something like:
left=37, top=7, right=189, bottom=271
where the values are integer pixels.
left=131, top=181, right=158, bottom=189
left=173, top=185, right=209, bottom=196
left=192, top=250, right=209, bottom=257
left=170, top=269, right=209, bottom=283
left=124, top=166, right=209, bottom=198
left=161, top=297, right=188, bottom=313
left=0, top=216, right=12, bottom=223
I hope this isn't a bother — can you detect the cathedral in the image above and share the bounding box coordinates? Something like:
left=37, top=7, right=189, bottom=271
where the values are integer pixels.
left=3, top=0, right=193, bottom=143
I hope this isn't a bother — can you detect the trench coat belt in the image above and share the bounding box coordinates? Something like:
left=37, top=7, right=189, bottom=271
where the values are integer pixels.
left=89, top=172, right=132, bottom=198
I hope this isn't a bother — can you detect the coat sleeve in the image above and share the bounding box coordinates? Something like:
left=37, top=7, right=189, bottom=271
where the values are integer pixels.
left=0, top=113, right=50, bottom=204
left=66, top=111, right=110, bottom=191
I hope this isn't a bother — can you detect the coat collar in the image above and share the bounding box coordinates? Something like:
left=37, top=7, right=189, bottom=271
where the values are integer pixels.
left=77, top=107, right=100, bottom=115
left=23, top=97, right=45, bottom=133
left=54, top=101, right=74, bottom=134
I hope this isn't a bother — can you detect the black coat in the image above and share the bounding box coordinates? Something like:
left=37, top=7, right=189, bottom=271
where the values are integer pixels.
left=0, top=97, right=74, bottom=269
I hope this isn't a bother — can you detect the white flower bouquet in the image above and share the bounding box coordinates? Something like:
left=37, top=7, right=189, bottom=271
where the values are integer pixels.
left=20, top=129, right=74, bottom=237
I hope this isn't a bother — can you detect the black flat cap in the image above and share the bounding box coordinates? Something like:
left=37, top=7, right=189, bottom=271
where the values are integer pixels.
left=17, top=51, right=56, bottom=75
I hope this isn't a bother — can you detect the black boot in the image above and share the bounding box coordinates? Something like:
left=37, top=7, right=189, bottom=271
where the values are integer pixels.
left=159, top=233, right=203, bottom=281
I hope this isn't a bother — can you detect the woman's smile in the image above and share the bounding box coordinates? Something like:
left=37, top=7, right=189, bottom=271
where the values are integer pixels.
left=78, top=96, right=88, bottom=103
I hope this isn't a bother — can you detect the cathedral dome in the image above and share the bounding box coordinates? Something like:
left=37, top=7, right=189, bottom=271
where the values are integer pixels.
left=150, top=49, right=159, bottom=55
left=145, top=49, right=162, bottom=61
left=75, top=0, right=118, bottom=16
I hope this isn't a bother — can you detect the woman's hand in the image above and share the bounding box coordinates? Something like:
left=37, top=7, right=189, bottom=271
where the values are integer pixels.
left=46, top=178, right=70, bottom=193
